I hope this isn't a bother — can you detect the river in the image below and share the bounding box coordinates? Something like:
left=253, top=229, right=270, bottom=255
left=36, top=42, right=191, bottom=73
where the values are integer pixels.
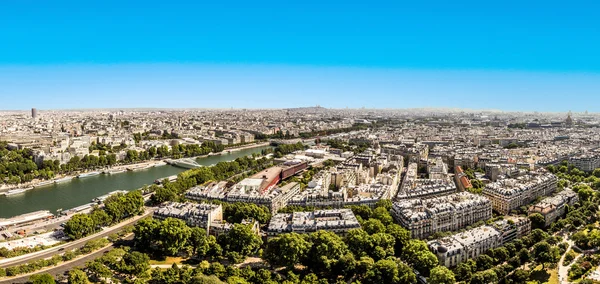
left=0, top=145, right=272, bottom=218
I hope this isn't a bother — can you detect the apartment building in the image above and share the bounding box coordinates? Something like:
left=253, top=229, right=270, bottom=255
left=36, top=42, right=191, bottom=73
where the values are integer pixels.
left=569, top=155, right=600, bottom=172
left=482, top=171, right=557, bottom=214
left=397, top=162, right=457, bottom=199
left=186, top=182, right=301, bottom=214
left=454, top=166, right=473, bottom=191
left=428, top=225, right=502, bottom=267
left=288, top=167, right=399, bottom=208
left=491, top=216, right=531, bottom=244
left=529, top=188, right=579, bottom=226
left=266, top=209, right=360, bottom=236
left=153, top=202, right=223, bottom=234
left=391, top=192, right=492, bottom=239
left=429, top=216, right=531, bottom=267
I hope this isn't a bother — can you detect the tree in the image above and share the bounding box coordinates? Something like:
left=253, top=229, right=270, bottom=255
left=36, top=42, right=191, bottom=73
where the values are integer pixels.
left=470, top=270, right=498, bottom=284
left=223, top=203, right=271, bottom=224
left=190, top=275, right=225, bottom=284
left=264, top=233, right=310, bottom=268
left=527, top=229, right=550, bottom=246
left=429, top=266, right=456, bottom=284
left=158, top=218, right=192, bottom=256
left=90, top=208, right=112, bottom=228
left=303, top=230, right=349, bottom=276
left=577, top=186, right=595, bottom=202
left=218, top=224, right=262, bottom=257
left=68, top=268, right=89, bottom=284
left=386, top=224, right=410, bottom=255
left=454, top=263, right=472, bottom=282
left=492, top=247, right=509, bottom=263
left=133, top=218, right=160, bottom=251
left=362, top=218, right=386, bottom=235
left=532, top=241, right=560, bottom=268
left=348, top=205, right=373, bottom=220
left=104, top=194, right=126, bottom=221
left=29, top=273, right=56, bottom=284
left=375, top=199, right=393, bottom=211
left=227, top=276, right=250, bottom=284
left=517, top=248, right=531, bottom=264
left=152, top=186, right=178, bottom=204
left=346, top=229, right=372, bottom=258
left=402, top=240, right=438, bottom=276
left=529, top=213, right=546, bottom=230
left=476, top=255, right=494, bottom=271
left=64, top=213, right=95, bottom=239
left=120, top=251, right=150, bottom=278
left=371, top=207, right=393, bottom=225
left=511, top=269, right=530, bottom=283
left=189, top=227, right=210, bottom=256
left=363, top=258, right=416, bottom=284
left=369, top=233, right=396, bottom=260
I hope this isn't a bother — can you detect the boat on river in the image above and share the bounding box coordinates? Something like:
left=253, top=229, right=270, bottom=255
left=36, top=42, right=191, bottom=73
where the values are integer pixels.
left=78, top=171, right=100, bottom=178
left=169, top=158, right=201, bottom=169
left=105, top=168, right=126, bottom=175
left=34, top=180, right=55, bottom=188
left=4, top=187, right=33, bottom=196
left=54, top=176, right=74, bottom=184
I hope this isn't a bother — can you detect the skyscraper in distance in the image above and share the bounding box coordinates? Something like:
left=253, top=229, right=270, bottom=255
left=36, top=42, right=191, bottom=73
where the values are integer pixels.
left=31, top=108, right=37, bottom=119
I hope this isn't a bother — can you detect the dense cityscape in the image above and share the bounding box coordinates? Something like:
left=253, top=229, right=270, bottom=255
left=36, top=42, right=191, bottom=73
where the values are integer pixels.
left=0, top=108, right=598, bottom=284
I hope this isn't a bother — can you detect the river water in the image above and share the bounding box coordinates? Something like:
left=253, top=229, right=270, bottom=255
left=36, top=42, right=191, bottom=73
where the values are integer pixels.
left=0, top=146, right=272, bottom=218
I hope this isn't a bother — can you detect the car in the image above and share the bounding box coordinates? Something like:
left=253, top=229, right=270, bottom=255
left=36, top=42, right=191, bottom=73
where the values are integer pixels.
left=58, top=248, right=65, bottom=251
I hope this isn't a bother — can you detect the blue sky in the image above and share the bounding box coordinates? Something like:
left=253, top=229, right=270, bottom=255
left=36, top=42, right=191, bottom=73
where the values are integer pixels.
left=1, top=0, right=599, bottom=111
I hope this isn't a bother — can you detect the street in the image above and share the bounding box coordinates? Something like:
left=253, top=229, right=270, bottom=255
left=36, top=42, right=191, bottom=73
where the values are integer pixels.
left=0, top=209, right=151, bottom=269
left=0, top=243, right=116, bottom=284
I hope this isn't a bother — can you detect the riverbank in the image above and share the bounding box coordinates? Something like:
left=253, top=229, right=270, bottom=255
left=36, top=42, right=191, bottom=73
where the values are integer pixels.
left=225, top=142, right=270, bottom=152
left=0, top=175, right=75, bottom=194
left=0, top=142, right=271, bottom=194
left=0, top=144, right=273, bottom=218
left=186, top=141, right=270, bottom=159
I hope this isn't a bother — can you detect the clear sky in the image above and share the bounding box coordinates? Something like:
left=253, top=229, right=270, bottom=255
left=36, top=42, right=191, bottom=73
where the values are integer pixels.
left=1, top=0, right=599, bottom=111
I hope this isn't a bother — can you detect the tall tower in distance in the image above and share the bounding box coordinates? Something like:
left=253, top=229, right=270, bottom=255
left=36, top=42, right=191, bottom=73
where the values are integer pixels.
left=31, top=108, right=38, bottom=119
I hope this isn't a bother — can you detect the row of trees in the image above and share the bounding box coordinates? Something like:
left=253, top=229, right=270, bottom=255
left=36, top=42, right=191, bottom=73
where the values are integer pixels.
left=62, top=153, right=119, bottom=173
left=297, top=123, right=373, bottom=139
left=326, top=139, right=371, bottom=154
left=63, top=190, right=144, bottom=240
left=572, top=227, right=600, bottom=250
left=568, top=253, right=600, bottom=281
left=0, top=142, right=62, bottom=184
left=0, top=138, right=235, bottom=184
left=547, top=160, right=600, bottom=187
left=451, top=229, right=566, bottom=283
left=84, top=246, right=152, bottom=283
left=115, top=199, right=456, bottom=284
left=261, top=123, right=374, bottom=140
left=133, top=217, right=262, bottom=264
left=124, top=141, right=225, bottom=163
left=151, top=155, right=274, bottom=206
left=273, top=142, right=306, bottom=158
left=0, top=238, right=110, bottom=279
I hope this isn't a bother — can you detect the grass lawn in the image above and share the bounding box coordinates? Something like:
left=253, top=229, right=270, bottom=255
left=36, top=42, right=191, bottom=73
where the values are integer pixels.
left=529, top=265, right=559, bottom=284
left=149, top=256, right=187, bottom=265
